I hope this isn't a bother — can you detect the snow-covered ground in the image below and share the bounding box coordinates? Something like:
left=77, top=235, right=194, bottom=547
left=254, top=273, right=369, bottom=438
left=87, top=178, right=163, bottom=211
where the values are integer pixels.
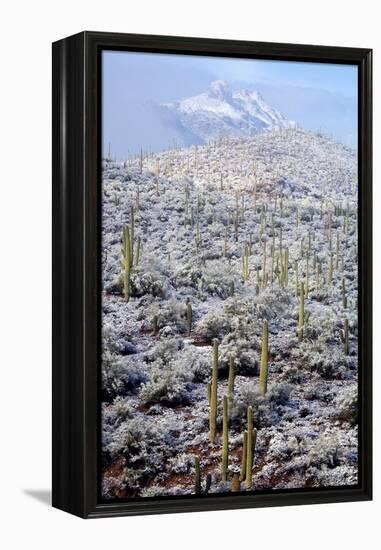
left=101, top=128, right=358, bottom=500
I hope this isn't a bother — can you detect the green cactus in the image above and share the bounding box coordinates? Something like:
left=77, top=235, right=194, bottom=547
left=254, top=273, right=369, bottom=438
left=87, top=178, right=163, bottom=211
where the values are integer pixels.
left=284, top=247, right=289, bottom=287
left=259, top=320, right=269, bottom=395
left=209, top=339, right=219, bottom=443
left=186, top=300, right=193, bottom=337
left=298, top=282, right=305, bottom=341
left=205, top=473, right=212, bottom=494
left=295, top=261, right=299, bottom=298
left=336, top=231, right=340, bottom=269
left=239, top=431, right=248, bottom=482
left=152, top=314, right=158, bottom=335
left=245, top=407, right=253, bottom=490
left=342, top=278, right=347, bottom=308
left=122, top=225, right=131, bottom=302
left=329, top=252, right=333, bottom=286
left=223, top=228, right=228, bottom=257
left=229, top=280, right=235, bottom=297
left=231, top=472, right=240, bottom=492
left=305, top=254, right=309, bottom=297
left=207, top=382, right=211, bottom=405
left=129, top=206, right=135, bottom=267
left=315, top=261, right=320, bottom=292
left=344, top=318, right=349, bottom=355
left=228, top=355, right=235, bottom=415
left=222, top=395, right=229, bottom=482
left=262, top=241, right=267, bottom=288
left=194, top=456, right=201, bottom=495
left=135, top=235, right=141, bottom=265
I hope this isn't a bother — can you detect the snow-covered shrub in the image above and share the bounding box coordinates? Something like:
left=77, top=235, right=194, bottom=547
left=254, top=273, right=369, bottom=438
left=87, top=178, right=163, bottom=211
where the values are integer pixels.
left=139, top=357, right=193, bottom=406
left=139, top=298, right=188, bottom=334
left=145, top=337, right=184, bottom=363
left=305, top=434, right=343, bottom=468
left=230, top=382, right=292, bottom=428
left=102, top=355, right=147, bottom=402
left=130, top=258, right=170, bottom=298
left=333, top=385, right=358, bottom=425
left=195, top=307, right=232, bottom=341
left=200, top=260, right=239, bottom=299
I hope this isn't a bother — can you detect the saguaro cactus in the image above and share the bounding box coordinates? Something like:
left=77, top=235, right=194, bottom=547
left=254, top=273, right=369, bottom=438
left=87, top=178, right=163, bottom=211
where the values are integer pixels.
left=135, top=236, right=141, bottom=265
left=262, top=241, right=267, bottom=288
left=245, top=407, right=253, bottom=490
left=223, top=228, right=228, bottom=257
left=231, top=473, right=240, bottom=492
left=344, top=318, right=349, bottom=355
left=284, top=247, right=289, bottom=287
left=228, top=355, right=235, bottom=415
left=222, top=395, right=229, bottom=482
left=194, top=457, right=201, bottom=495
left=186, top=299, right=193, bottom=337
left=305, top=254, right=309, bottom=297
left=209, top=339, right=219, bottom=443
left=342, top=278, right=347, bottom=308
left=298, top=282, right=305, bottom=341
left=129, top=206, right=135, bottom=267
left=259, top=320, right=269, bottom=395
left=239, top=431, right=248, bottom=482
left=122, top=225, right=131, bottom=302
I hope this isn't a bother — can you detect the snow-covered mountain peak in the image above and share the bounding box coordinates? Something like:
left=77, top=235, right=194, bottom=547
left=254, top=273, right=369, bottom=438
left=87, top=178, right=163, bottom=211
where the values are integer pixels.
left=206, top=80, right=232, bottom=101
left=158, top=81, right=295, bottom=145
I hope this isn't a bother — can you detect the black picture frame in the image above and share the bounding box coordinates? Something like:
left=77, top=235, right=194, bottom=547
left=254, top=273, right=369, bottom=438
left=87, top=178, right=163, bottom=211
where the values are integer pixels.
left=52, top=31, right=372, bottom=519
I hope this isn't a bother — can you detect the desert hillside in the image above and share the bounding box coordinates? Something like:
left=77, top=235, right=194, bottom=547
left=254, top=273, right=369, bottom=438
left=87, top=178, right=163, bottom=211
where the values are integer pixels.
left=101, top=128, right=358, bottom=499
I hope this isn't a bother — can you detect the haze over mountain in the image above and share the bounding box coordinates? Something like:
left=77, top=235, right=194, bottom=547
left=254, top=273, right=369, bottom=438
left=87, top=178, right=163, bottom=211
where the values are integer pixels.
left=153, top=80, right=295, bottom=146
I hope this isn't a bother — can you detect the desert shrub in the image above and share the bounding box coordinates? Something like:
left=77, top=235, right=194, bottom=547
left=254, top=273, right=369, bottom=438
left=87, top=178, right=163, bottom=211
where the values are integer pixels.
left=230, top=382, right=292, bottom=428
left=200, top=260, right=240, bottom=299
left=305, top=434, right=343, bottom=468
left=102, top=355, right=147, bottom=402
left=219, top=337, right=259, bottom=375
left=140, top=298, right=188, bottom=334
left=171, top=261, right=202, bottom=289
left=255, top=287, right=291, bottom=320
left=145, top=337, right=184, bottom=363
left=130, top=258, right=169, bottom=298
left=333, top=385, right=358, bottom=425
left=139, top=357, right=193, bottom=406
left=103, top=323, right=136, bottom=356
left=195, top=308, right=232, bottom=341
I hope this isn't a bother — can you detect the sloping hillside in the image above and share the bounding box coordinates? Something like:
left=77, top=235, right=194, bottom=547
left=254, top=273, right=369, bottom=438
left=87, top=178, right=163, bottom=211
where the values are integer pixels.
left=101, top=128, right=358, bottom=499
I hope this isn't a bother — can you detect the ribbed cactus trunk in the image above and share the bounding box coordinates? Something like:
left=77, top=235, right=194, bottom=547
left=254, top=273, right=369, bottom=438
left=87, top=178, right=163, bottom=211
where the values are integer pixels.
left=259, top=320, right=269, bottom=395
left=245, top=407, right=253, bottom=490
left=223, top=228, right=228, bottom=257
left=186, top=301, right=192, bottom=337
left=344, top=318, right=349, bottom=355
left=262, top=241, right=267, bottom=288
left=298, top=282, right=305, bottom=341
left=209, top=339, right=219, bottom=443
left=305, top=254, right=309, bottom=297
left=284, top=247, right=289, bottom=287
left=122, top=225, right=131, bottom=302
left=222, top=395, right=229, bottom=482
left=295, top=261, right=299, bottom=298
left=129, top=206, right=134, bottom=266
left=194, top=457, right=201, bottom=495
left=228, top=355, right=235, bottom=415
left=239, top=431, right=248, bottom=482
left=231, top=473, right=240, bottom=492
left=135, top=236, right=141, bottom=265
left=342, top=278, right=347, bottom=308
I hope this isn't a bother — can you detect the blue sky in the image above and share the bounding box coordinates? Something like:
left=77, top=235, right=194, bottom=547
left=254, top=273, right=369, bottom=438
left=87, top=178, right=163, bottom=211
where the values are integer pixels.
left=102, top=50, right=358, bottom=158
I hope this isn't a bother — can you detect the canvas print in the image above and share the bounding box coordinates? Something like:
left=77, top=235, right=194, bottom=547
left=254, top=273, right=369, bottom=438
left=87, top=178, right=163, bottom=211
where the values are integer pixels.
left=101, top=51, right=358, bottom=500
